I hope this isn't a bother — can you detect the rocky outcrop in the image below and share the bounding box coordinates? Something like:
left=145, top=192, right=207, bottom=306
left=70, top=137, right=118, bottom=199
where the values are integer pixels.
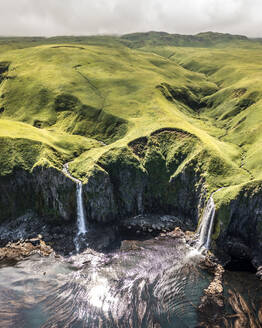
left=120, top=214, right=188, bottom=234
left=0, top=237, right=53, bottom=261
left=198, top=258, right=225, bottom=326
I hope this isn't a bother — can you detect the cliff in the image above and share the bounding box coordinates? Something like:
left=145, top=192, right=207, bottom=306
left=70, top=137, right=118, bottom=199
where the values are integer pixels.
left=0, top=33, right=261, bottom=267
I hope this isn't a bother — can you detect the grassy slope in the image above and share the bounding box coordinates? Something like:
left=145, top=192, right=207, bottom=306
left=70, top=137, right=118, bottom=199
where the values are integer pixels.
left=121, top=31, right=255, bottom=47
left=0, top=33, right=261, bottom=207
left=170, top=47, right=262, bottom=178
left=139, top=44, right=262, bottom=209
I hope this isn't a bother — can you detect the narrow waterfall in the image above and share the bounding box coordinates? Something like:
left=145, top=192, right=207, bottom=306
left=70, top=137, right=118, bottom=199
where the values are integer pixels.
left=76, top=182, right=87, bottom=234
left=196, top=195, right=216, bottom=251
left=63, top=163, right=88, bottom=252
left=74, top=181, right=88, bottom=252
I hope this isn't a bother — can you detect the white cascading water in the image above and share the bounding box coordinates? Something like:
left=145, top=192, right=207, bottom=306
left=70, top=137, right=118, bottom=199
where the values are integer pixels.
left=196, top=195, right=216, bottom=251
left=63, top=163, right=88, bottom=252
left=74, top=181, right=88, bottom=252
left=76, top=182, right=87, bottom=234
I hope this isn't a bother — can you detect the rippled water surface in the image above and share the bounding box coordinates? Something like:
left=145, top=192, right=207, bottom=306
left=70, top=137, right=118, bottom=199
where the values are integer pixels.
left=0, top=237, right=261, bottom=328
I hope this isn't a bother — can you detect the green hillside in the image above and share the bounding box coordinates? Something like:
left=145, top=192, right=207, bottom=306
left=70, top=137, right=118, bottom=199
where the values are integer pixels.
left=121, top=31, right=253, bottom=48
left=0, top=32, right=262, bottom=213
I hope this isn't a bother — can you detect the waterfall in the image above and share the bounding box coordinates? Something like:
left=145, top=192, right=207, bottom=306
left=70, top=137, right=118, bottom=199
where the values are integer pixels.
left=63, top=163, right=88, bottom=252
left=74, top=181, right=88, bottom=252
left=196, top=195, right=216, bottom=251
left=76, top=182, right=87, bottom=234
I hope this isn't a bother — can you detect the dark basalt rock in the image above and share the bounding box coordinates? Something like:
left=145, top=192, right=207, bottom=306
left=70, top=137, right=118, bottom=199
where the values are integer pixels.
left=120, top=214, right=192, bottom=234
left=225, top=240, right=252, bottom=261
left=0, top=135, right=261, bottom=268
left=216, top=184, right=262, bottom=272
left=0, top=166, right=76, bottom=223
left=0, top=129, right=207, bottom=238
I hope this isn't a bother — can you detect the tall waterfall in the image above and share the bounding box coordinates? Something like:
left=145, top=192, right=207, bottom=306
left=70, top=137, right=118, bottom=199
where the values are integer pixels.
left=63, top=163, right=88, bottom=252
left=76, top=182, right=87, bottom=234
left=74, top=181, right=88, bottom=252
left=196, top=195, right=216, bottom=251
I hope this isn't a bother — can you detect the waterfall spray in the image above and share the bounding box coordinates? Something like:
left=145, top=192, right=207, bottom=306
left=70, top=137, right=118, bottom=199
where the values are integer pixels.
left=74, top=181, right=88, bottom=252
left=63, top=163, right=88, bottom=252
left=76, top=182, right=87, bottom=234
left=196, top=195, right=216, bottom=251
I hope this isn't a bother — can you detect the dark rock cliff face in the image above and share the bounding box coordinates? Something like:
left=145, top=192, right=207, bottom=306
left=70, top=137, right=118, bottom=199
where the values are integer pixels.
left=0, top=128, right=208, bottom=236
left=1, top=136, right=261, bottom=269
left=83, top=157, right=206, bottom=230
left=0, top=166, right=76, bottom=223
left=83, top=167, right=117, bottom=223
left=216, top=184, right=262, bottom=269
left=0, top=152, right=207, bottom=231
left=86, top=129, right=208, bottom=228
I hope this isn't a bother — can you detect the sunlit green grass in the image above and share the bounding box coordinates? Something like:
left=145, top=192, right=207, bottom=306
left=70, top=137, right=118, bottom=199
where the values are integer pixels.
left=0, top=35, right=261, bottom=204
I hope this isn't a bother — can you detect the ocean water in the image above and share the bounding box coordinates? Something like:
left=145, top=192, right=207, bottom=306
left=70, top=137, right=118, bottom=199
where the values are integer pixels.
left=0, top=236, right=261, bottom=328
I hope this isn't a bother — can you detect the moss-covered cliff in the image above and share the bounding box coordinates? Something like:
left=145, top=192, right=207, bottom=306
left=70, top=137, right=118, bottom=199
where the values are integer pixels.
left=0, top=33, right=262, bottom=265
